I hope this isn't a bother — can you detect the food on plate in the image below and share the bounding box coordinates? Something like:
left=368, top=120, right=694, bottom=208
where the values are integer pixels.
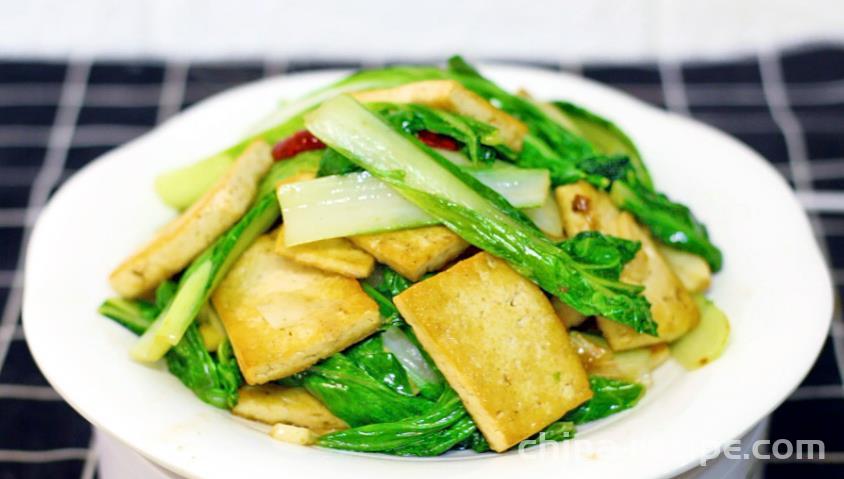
left=98, top=55, right=729, bottom=456
left=555, top=181, right=699, bottom=350
left=393, top=252, right=592, bottom=451
left=110, top=141, right=274, bottom=298
left=233, top=384, right=348, bottom=434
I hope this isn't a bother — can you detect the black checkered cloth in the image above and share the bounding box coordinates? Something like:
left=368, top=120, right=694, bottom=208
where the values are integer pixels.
left=1, top=45, right=843, bottom=479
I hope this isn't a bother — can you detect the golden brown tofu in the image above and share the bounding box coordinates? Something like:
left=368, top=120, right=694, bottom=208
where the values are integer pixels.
left=110, top=141, right=273, bottom=298
left=657, top=244, right=712, bottom=293
left=350, top=226, right=469, bottom=281
left=232, top=384, right=347, bottom=434
left=212, top=234, right=380, bottom=384
left=551, top=297, right=588, bottom=329
left=394, top=252, right=592, bottom=452
left=353, top=80, right=528, bottom=151
left=556, top=181, right=699, bottom=350
left=275, top=226, right=375, bottom=278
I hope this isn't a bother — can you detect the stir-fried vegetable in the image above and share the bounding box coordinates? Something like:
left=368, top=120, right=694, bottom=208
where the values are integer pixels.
left=670, top=295, right=731, bottom=369
left=524, top=192, right=564, bottom=237
left=549, top=101, right=651, bottom=188
left=443, top=56, right=722, bottom=271
left=317, top=386, right=477, bottom=456
left=445, top=58, right=596, bottom=167
left=99, top=282, right=242, bottom=409
left=292, top=344, right=433, bottom=426
left=100, top=57, right=732, bottom=457
left=371, top=102, right=517, bottom=164
left=131, top=153, right=320, bottom=362
left=154, top=67, right=448, bottom=210
left=564, top=376, right=645, bottom=424
left=306, top=95, right=656, bottom=334
left=318, top=375, right=641, bottom=455
left=279, top=167, right=550, bottom=246
left=610, top=181, right=722, bottom=271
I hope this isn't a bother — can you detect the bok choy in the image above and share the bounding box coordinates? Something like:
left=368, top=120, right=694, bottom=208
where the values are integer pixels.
left=445, top=56, right=722, bottom=271
left=155, top=67, right=448, bottom=210
left=99, top=282, right=242, bottom=409
left=305, top=95, right=656, bottom=335
left=279, top=166, right=550, bottom=246
left=131, top=153, right=320, bottom=362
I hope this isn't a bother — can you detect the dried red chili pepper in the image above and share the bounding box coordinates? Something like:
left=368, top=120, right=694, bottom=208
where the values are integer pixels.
left=417, top=130, right=460, bottom=151
left=272, top=130, right=326, bottom=160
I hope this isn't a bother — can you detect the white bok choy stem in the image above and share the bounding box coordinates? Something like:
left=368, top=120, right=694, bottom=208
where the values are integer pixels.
left=279, top=167, right=549, bottom=246
left=304, top=95, right=656, bottom=335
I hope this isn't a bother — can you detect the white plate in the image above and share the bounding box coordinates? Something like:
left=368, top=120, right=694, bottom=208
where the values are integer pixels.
left=24, top=66, right=833, bottom=479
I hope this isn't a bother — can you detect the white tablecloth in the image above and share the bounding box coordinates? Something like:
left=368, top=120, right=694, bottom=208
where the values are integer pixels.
left=2, top=0, right=843, bottom=62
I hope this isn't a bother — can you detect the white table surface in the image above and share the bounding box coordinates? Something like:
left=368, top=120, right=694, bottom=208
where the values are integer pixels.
left=1, top=0, right=843, bottom=62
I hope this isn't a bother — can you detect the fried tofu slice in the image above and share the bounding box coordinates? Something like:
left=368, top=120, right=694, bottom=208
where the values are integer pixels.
left=110, top=141, right=273, bottom=298
left=350, top=226, right=469, bottom=281
left=352, top=80, right=528, bottom=151
left=556, top=182, right=699, bottom=350
left=212, top=233, right=380, bottom=384
left=275, top=226, right=375, bottom=278
left=657, top=244, right=712, bottom=293
left=394, top=252, right=592, bottom=452
left=552, top=297, right=588, bottom=329
left=233, top=384, right=348, bottom=434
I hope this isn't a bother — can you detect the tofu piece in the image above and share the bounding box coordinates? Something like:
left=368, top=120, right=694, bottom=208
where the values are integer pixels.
left=275, top=226, right=375, bottom=278
left=657, top=244, right=712, bottom=293
left=394, top=252, right=592, bottom=452
left=110, top=141, right=273, bottom=298
left=352, top=80, right=528, bottom=151
left=269, top=423, right=318, bottom=446
left=555, top=182, right=699, bottom=350
left=551, top=297, right=587, bottom=329
left=350, top=226, right=469, bottom=281
left=212, top=234, right=380, bottom=384
left=233, top=384, right=347, bottom=434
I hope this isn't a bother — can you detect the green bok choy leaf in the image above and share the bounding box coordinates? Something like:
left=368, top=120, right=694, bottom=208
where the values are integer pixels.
left=305, top=95, right=655, bottom=334
left=99, top=282, right=242, bottom=409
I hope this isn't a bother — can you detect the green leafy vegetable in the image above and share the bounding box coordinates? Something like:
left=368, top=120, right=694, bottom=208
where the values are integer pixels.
left=98, top=282, right=242, bottom=409
left=370, top=102, right=516, bottom=164
left=319, top=384, right=578, bottom=456
left=361, top=265, right=413, bottom=327
left=610, top=180, right=723, bottom=271
left=538, top=421, right=577, bottom=442
left=551, top=101, right=652, bottom=189
left=345, top=335, right=414, bottom=397
left=154, top=66, right=449, bottom=209
left=316, top=386, right=476, bottom=456
left=559, top=232, right=641, bottom=280
left=131, top=153, right=321, bottom=362
left=564, top=376, right=645, bottom=424
left=306, top=95, right=655, bottom=334
left=317, top=148, right=362, bottom=177
left=545, top=100, right=722, bottom=270
left=444, top=56, right=722, bottom=271
left=281, top=165, right=549, bottom=246
left=369, top=265, right=414, bottom=296
left=446, top=56, right=595, bottom=162
left=381, top=326, right=444, bottom=400
left=302, top=351, right=432, bottom=427
left=166, top=324, right=242, bottom=409
left=98, top=298, right=158, bottom=335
